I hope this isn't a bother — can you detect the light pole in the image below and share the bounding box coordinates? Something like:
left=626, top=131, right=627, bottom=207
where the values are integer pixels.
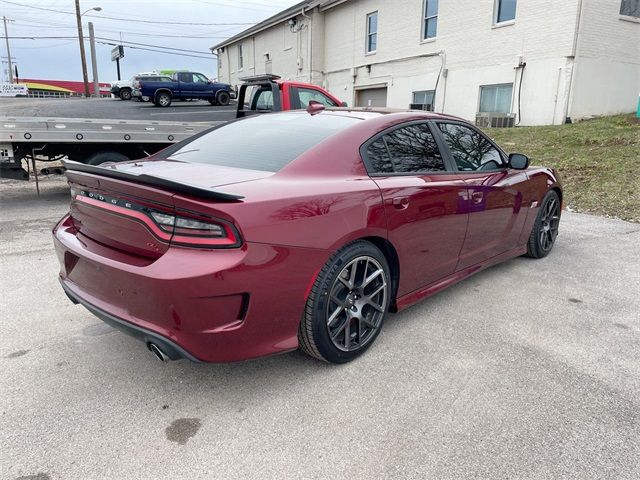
left=3, top=16, right=14, bottom=83
left=74, top=2, right=101, bottom=97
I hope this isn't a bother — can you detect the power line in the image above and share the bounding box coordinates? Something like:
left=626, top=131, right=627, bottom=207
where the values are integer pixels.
left=9, top=21, right=234, bottom=39
left=2, top=35, right=215, bottom=54
left=1, top=35, right=216, bottom=59
left=95, top=37, right=214, bottom=55
left=0, top=0, right=257, bottom=26
left=95, top=43, right=214, bottom=60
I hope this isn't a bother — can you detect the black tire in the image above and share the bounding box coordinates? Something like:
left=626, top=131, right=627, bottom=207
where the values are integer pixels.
left=299, top=240, right=391, bottom=363
left=84, top=151, right=129, bottom=166
left=216, top=91, right=231, bottom=106
left=119, top=88, right=132, bottom=101
left=526, top=190, right=561, bottom=258
left=154, top=92, right=172, bottom=107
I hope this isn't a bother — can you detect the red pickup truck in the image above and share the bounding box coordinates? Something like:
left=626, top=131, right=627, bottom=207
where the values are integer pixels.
left=236, top=75, right=346, bottom=118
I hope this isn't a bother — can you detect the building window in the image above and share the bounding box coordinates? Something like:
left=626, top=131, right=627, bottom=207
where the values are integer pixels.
left=495, top=0, right=517, bottom=23
left=423, top=0, right=438, bottom=39
left=238, top=44, right=244, bottom=70
left=479, top=84, right=513, bottom=113
left=412, top=90, right=435, bottom=110
left=620, top=0, right=640, bottom=17
left=366, top=12, right=378, bottom=53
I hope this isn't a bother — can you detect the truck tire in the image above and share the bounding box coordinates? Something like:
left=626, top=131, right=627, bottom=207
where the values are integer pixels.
left=154, top=92, right=172, bottom=107
left=119, top=88, right=132, bottom=101
left=216, top=91, right=231, bottom=106
left=84, top=151, right=129, bottom=166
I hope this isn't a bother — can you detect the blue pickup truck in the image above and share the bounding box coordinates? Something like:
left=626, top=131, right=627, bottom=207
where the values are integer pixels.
left=140, top=71, right=234, bottom=107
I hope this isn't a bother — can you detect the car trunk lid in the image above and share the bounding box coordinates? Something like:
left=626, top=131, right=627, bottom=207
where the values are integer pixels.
left=64, top=159, right=261, bottom=259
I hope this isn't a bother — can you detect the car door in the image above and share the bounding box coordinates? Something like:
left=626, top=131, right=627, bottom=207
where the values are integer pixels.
left=176, top=72, right=194, bottom=97
left=435, top=121, right=530, bottom=270
left=191, top=72, right=211, bottom=98
left=362, top=121, right=469, bottom=297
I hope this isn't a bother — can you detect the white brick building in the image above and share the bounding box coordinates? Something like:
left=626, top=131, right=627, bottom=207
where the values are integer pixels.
left=212, top=0, right=639, bottom=125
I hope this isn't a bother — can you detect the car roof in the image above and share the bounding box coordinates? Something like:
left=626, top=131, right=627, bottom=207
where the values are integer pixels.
left=321, top=107, right=465, bottom=122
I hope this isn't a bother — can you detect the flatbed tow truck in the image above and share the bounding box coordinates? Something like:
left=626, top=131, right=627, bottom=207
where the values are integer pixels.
left=0, top=116, right=219, bottom=192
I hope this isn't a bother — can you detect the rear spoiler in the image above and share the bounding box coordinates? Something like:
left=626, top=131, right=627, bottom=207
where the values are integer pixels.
left=62, top=160, right=244, bottom=201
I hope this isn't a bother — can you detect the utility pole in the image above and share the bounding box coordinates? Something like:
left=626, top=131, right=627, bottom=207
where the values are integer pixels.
left=88, top=22, right=99, bottom=97
left=74, top=0, right=90, bottom=97
left=3, top=16, right=13, bottom=83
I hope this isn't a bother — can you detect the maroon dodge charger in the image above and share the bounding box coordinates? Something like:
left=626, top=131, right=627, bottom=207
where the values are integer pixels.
left=53, top=108, right=562, bottom=364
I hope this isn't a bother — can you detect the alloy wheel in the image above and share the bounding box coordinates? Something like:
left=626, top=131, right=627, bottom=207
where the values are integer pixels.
left=539, top=197, right=560, bottom=252
left=326, top=256, right=387, bottom=352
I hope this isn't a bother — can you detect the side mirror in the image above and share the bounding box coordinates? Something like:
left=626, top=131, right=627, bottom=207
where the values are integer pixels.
left=341, top=101, right=348, bottom=107
left=509, top=153, right=529, bottom=170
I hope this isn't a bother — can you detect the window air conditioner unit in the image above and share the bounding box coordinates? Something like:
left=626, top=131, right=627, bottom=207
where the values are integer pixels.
left=410, top=103, right=433, bottom=111
left=475, top=112, right=516, bottom=128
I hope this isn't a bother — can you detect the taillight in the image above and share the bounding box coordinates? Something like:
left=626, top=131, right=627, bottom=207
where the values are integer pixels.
left=149, top=211, right=238, bottom=247
left=72, top=189, right=241, bottom=248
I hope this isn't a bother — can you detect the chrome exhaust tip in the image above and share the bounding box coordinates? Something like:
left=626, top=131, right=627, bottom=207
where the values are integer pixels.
left=148, top=342, right=170, bottom=362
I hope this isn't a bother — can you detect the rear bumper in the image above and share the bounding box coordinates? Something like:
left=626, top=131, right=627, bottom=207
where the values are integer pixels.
left=110, top=86, right=120, bottom=94
left=53, top=214, right=331, bottom=363
left=60, top=278, right=200, bottom=362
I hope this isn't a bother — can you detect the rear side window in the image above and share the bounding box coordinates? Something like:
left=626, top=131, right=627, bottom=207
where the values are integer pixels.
left=438, top=123, right=505, bottom=171
left=163, top=113, right=360, bottom=172
left=365, top=123, right=446, bottom=174
left=253, top=89, right=274, bottom=110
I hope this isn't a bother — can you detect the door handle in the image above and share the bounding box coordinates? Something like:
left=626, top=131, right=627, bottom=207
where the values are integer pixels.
left=471, top=191, right=484, bottom=204
left=392, top=196, right=410, bottom=210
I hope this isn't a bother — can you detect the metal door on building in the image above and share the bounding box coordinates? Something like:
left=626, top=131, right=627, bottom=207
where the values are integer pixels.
left=356, top=87, right=387, bottom=107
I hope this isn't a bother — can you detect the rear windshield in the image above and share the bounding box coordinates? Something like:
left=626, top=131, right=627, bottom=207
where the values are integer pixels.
left=162, top=113, right=360, bottom=172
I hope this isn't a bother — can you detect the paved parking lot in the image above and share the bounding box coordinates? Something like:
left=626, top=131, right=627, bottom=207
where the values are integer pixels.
left=0, top=97, right=237, bottom=123
left=1, top=176, right=639, bottom=480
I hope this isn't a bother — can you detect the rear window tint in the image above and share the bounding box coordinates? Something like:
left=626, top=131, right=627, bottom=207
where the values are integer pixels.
left=162, top=113, right=360, bottom=172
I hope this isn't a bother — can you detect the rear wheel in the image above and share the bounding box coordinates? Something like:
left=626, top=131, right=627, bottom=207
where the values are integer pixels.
left=84, top=151, right=129, bottom=166
left=299, top=241, right=390, bottom=363
left=154, top=92, right=172, bottom=107
left=526, top=190, right=561, bottom=258
left=216, top=91, right=231, bottom=106
left=119, top=88, right=132, bottom=101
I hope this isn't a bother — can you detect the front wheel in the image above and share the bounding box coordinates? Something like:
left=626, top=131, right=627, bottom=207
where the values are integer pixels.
left=299, top=241, right=391, bottom=363
left=526, top=190, right=561, bottom=258
left=119, top=88, right=132, bottom=101
left=216, top=91, right=231, bottom=106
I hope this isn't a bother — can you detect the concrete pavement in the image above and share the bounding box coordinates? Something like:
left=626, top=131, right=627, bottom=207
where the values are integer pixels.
left=1, top=176, right=639, bottom=480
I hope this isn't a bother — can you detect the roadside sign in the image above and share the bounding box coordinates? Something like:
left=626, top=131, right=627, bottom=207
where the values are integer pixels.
left=0, top=83, right=28, bottom=97
left=111, top=45, right=124, bottom=61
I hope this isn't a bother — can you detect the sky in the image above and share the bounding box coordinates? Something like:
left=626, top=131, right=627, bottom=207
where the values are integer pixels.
left=0, top=0, right=301, bottom=83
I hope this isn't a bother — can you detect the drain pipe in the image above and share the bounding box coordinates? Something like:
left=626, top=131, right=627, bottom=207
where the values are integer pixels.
left=301, top=6, right=312, bottom=83
left=564, top=0, right=585, bottom=123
